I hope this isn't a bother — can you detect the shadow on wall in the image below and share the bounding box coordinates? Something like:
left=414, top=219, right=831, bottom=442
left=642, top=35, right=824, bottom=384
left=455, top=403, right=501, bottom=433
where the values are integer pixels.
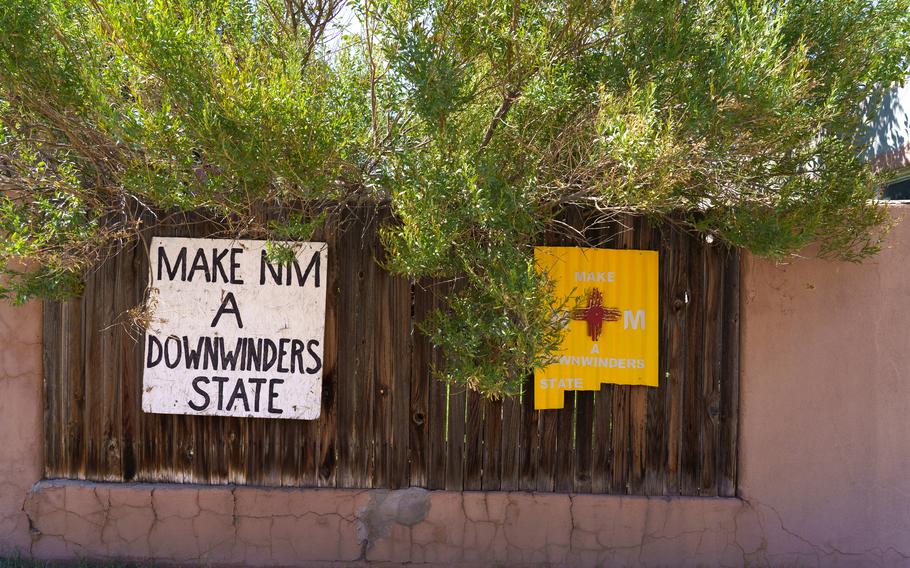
left=863, top=80, right=910, bottom=171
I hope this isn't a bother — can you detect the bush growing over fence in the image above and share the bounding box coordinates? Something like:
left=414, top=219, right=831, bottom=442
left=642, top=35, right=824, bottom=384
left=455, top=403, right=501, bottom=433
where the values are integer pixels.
left=1, top=0, right=908, bottom=396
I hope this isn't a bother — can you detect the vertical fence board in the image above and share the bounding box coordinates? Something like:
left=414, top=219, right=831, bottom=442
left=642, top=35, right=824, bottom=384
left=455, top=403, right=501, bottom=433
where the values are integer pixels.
left=386, top=271, right=412, bottom=490
left=700, top=245, right=725, bottom=496
left=335, top=215, right=367, bottom=487
left=481, top=397, right=503, bottom=491
left=425, top=361, right=448, bottom=490
left=536, top=410, right=558, bottom=492
left=518, top=377, right=539, bottom=492
left=665, top=226, right=690, bottom=495
left=446, top=384, right=467, bottom=490
left=499, top=388, right=522, bottom=491
left=718, top=250, right=741, bottom=497
left=554, top=392, right=576, bottom=493
left=627, top=217, right=655, bottom=494
left=644, top=225, right=674, bottom=495
left=409, top=281, right=431, bottom=488
left=416, top=280, right=448, bottom=489
left=371, top=245, right=393, bottom=489
left=317, top=216, right=339, bottom=487
left=42, top=301, right=62, bottom=477
left=680, top=237, right=706, bottom=494
left=591, top=385, right=613, bottom=493
left=463, top=389, right=484, bottom=490
left=590, top=214, right=616, bottom=495
left=573, top=391, right=594, bottom=493
left=121, top=242, right=145, bottom=482
left=609, top=216, right=635, bottom=494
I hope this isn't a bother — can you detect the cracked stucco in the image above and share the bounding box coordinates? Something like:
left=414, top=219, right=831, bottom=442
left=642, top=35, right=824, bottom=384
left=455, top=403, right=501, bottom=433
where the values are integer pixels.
left=18, top=481, right=910, bottom=567
left=6, top=205, right=910, bottom=566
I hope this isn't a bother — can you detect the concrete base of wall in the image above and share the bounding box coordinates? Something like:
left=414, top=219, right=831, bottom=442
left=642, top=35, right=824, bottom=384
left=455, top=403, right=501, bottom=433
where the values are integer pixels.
left=23, top=480, right=767, bottom=566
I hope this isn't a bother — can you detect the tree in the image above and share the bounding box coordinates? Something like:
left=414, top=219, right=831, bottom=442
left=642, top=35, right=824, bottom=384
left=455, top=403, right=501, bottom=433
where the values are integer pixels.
left=1, top=0, right=908, bottom=397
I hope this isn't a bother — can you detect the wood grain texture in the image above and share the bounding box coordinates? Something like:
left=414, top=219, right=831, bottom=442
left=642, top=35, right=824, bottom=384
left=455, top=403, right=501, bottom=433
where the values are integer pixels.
left=43, top=208, right=740, bottom=496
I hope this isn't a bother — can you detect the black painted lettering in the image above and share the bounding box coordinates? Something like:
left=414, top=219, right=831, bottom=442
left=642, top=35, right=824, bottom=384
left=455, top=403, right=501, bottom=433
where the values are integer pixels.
left=212, top=376, right=229, bottom=410
left=211, top=292, right=244, bottom=328
left=220, top=337, right=243, bottom=370
left=268, top=378, right=284, bottom=414
left=247, top=338, right=262, bottom=372
left=262, top=339, right=277, bottom=372
left=157, top=246, right=187, bottom=281
left=277, top=338, right=290, bottom=373
left=146, top=335, right=163, bottom=368
left=188, top=376, right=210, bottom=411
left=163, top=336, right=182, bottom=369
left=226, top=379, right=250, bottom=412
left=290, top=339, right=304, bottom=373
left=211, top=248, right=229, bottom=282
left=203, top=336, right=218, bottom=370
left=260, top=251, right=283, bottom=285
left=306, top=339, right=322, bottom=374
left=182, top=336, right=205, bottom=369
left=248, top=378, right=267, bottom=412
left=293, top=251, right=321, bottom=288
left=230, top=248, right=244, bottom=284
left=187, top=248, right=211, bottom=282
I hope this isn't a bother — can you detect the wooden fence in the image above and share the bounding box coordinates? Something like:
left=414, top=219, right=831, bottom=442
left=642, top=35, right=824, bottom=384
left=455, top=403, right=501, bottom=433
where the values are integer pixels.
left=43, top=207, right=740, bottom=496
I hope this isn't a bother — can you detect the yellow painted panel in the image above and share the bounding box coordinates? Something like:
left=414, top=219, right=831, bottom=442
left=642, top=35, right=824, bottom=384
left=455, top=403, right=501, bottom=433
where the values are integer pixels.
left=533, top=246, right=659, bottom=410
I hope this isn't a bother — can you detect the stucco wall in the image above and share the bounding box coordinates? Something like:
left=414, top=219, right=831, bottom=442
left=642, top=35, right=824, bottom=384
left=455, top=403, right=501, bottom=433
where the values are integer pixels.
left=3, top=207, right=910, bottom=566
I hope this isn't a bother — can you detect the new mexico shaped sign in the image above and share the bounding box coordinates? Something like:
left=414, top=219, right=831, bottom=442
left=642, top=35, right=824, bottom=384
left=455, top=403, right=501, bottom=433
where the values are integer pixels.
left=534, top=246, right=658, bottom=410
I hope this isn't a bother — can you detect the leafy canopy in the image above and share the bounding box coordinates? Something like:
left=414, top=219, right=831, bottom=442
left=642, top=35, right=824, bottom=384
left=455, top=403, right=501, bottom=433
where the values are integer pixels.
left=1, top=0, right=908, bottom=396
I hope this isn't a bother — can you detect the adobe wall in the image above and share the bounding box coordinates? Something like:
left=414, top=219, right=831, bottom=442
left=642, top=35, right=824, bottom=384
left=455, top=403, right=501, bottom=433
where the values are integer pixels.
left=3, top=206, right=910, bottom=566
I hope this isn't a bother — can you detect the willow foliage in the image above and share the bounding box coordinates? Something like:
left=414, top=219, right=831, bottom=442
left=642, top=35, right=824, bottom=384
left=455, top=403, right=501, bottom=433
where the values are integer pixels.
left=1, top=0, right=908, bottom=396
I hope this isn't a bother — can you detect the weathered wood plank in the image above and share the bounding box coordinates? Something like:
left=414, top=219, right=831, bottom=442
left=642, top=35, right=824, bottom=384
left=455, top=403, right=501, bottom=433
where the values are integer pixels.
left=554, top=391, right=576, bottom=493
left=699, top=244, right=725, bottom=495
left=626, top=217, right=654, bottom=494
left=317, top=214, right=339, bottom=487
left=680, top=235, right=706, bottom=494
left=610, top=386, right=630, bottom=494
left=42, top=300, right=62, bottom=477
left=718, top=249, right=741, bottom=497
left=463, top=388, right=484, bottom=490
left=425, top=364, right=448, bottom=489
left=574, top=391, right=594, bottom=493
left=371, top=228, right=393, bottom=489
left=446, top=383, right=467, bottom=490
left=591, top=384, right=613, bottom=494
left=409, top=281, right=430, bottom=488
left=518, top=377, right=539, bottom=492
left=481, top=397, right=503, bottom=491
left=536, top=407, right=558, bottom=492
left=102, top=252, right=126, bottom=481
left=589, top=215, right=616, bottom=495
left=665, top=225, right=690, bottom=495
left=610, top=215, right=636, bottom=494
left=334, top=211, right=370, bottom=488
left=385, top=272, right=412, bottom=490
left=499, top=386, right=522, bottom=491
left=80, top=270, right=98, bottom=479
left=416, top=280, right=448, bottom=489
left=644, top=223, right=674, bottom=495
left=121, top=240, right=146, bottom=482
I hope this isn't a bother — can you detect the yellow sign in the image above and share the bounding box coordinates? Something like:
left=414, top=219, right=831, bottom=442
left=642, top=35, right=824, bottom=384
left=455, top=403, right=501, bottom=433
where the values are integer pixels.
left=534, top=246, right=659, bottom=410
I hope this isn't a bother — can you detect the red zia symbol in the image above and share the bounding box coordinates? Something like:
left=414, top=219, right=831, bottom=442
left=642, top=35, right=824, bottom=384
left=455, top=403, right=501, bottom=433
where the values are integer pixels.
left=571, top=288, right=621, bottom=342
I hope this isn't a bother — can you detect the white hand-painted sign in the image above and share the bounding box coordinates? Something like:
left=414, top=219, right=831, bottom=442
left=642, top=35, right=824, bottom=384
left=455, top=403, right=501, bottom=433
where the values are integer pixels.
left=142, top=237, right=327, bottom=420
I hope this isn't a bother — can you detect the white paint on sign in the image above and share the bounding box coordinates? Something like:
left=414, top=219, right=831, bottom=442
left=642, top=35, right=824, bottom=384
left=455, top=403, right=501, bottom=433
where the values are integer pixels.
left=141, top=237, right=327, bottom=420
